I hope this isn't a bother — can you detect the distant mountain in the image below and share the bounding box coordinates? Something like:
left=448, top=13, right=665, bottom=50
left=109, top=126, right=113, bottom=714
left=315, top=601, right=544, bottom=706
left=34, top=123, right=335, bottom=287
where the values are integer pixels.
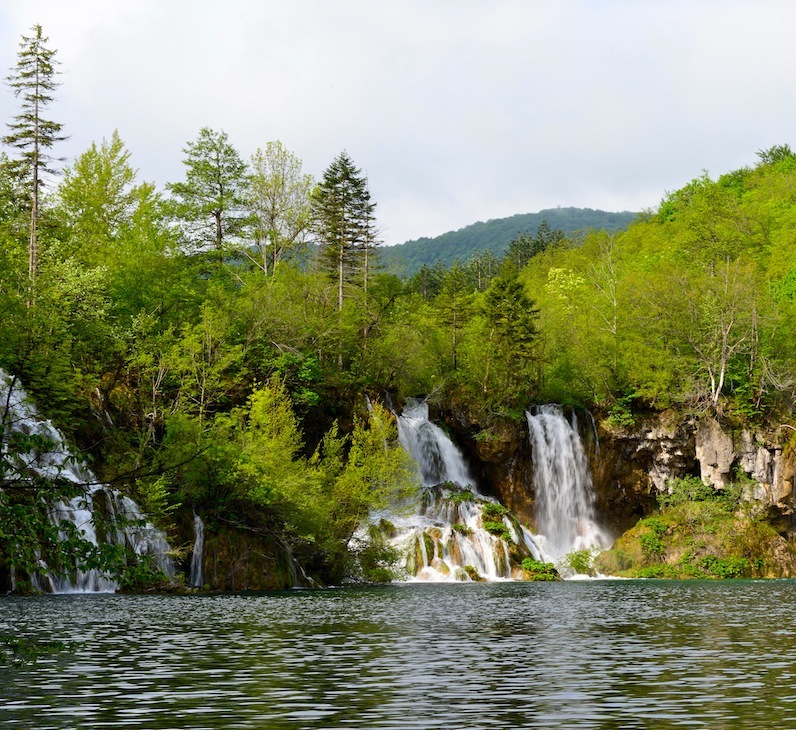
left=379, top=207, right=638, bottom=276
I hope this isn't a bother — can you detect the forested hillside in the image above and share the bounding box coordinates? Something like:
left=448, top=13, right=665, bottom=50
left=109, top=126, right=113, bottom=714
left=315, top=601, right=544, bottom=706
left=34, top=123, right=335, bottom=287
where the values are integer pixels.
left=380, top=207, right=638, bottom=275
left=2, top=26, right=796, bottom=590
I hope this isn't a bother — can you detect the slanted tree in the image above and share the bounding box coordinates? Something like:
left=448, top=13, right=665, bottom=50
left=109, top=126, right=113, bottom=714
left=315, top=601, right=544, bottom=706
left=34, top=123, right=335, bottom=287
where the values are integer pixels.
left=312, top=151, right=378, bottom=310
left=247, top=141, right=313, bottom=276
left=3, top=24, right=67, bottom=282
left=167, top=127, right=248, bottom=264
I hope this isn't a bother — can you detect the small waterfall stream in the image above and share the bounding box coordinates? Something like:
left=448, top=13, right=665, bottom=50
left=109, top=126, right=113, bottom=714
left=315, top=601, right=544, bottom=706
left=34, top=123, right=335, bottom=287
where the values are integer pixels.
left=1, top=370, right=175, bottom=593
left=189, top=513, right=204, bottom=588
left=526, top=405, right=610, bottom=559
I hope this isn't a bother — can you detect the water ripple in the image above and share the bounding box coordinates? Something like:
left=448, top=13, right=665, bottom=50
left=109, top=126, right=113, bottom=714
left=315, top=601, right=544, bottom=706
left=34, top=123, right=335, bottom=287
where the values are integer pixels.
left=1, top=581, right=795, bottom=728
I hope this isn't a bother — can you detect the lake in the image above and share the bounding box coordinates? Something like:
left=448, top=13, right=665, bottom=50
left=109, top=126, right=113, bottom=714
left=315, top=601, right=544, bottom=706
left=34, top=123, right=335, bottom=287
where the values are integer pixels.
left=2, top=580, right=795, bottom=729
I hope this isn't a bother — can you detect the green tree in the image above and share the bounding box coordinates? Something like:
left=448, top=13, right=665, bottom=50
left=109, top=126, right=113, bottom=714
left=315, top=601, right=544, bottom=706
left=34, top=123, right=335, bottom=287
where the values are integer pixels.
left=481, top=274, right=540, bottom=397
left=3, top=24, right=67, bottom=282
left=167, top=127, right=248, bottom=263
left=435, top=262, right=475, bottom=371
left=312, top=151, right=378, bottom=310
left=247, top=141, right=313, bottom=276
left=56, top=131, right=136, bottom=266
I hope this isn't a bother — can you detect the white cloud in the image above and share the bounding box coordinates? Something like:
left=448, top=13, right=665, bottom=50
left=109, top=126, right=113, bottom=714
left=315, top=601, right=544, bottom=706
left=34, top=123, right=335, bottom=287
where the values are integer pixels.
left=1, top=0, right=795, bottom=243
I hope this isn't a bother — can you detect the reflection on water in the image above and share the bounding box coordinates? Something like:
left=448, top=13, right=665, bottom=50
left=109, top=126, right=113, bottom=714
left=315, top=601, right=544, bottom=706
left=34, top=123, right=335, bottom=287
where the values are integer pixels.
left=2, top=581, right=796, bottom=729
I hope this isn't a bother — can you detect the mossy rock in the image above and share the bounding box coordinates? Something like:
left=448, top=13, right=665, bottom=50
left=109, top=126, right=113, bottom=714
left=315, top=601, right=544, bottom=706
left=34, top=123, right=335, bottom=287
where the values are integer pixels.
left=595, top=501, right=796, bottom=579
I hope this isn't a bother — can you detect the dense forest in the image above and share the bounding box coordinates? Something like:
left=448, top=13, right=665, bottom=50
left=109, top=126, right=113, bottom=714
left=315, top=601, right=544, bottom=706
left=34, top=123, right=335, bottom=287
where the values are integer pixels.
left=380, top=207, right=638, bottom=276
left=2, top=26, right=796, bottom=590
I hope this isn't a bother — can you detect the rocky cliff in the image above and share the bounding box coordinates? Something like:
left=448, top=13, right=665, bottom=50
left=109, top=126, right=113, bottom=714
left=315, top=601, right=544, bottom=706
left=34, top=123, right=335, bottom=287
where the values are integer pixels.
left=441, top=405, right=796, bottom=540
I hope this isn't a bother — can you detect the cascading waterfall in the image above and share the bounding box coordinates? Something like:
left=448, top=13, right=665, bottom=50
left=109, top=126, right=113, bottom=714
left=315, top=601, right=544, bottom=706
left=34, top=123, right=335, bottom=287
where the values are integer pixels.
left=189, top=513, right=204, bottom=588
left=370, top=399, right=551, bottom=581
left=526, top=405, right=610, bottom=559
left=397, top=400, right=474, bottom=488
left=1, top=369, right=175, bottom=593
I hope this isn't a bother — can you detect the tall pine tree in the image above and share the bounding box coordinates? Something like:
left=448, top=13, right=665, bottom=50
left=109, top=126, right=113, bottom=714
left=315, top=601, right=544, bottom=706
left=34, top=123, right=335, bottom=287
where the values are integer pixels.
left=312, top=151, right=378, bottom=310
left=3, top=24, right=67, bottom=282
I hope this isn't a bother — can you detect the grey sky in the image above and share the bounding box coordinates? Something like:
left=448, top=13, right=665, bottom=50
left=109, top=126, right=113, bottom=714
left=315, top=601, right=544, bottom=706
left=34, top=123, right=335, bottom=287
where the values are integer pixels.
left=1, top=0, right=793, bottom=244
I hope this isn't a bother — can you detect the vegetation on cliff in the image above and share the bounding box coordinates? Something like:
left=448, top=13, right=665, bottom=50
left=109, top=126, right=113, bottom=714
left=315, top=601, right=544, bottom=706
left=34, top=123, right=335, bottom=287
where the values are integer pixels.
left=594, top=476, right=796, bottom=579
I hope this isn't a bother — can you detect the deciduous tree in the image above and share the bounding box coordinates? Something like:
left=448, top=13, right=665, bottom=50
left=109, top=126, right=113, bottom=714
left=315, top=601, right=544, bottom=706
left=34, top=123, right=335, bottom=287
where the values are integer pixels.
left=247, top=141, right=313, bottom=276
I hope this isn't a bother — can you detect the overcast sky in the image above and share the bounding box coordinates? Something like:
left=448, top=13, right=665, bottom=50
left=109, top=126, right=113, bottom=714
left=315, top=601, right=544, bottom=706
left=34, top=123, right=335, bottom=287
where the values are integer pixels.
left=0, top=1, right=794, bottom=244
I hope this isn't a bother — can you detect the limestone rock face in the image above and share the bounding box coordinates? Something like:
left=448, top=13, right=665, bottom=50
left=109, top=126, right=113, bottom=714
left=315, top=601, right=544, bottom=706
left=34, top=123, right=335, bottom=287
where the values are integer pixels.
left=590, top=415, right=695, bottom=533
left=441, top=404, right=795, bottom=541
left=695, top=418, right=735, bottom=488
left=737, top=429, right=793, bottom=509
left=442, top=404, right=536, bottom=528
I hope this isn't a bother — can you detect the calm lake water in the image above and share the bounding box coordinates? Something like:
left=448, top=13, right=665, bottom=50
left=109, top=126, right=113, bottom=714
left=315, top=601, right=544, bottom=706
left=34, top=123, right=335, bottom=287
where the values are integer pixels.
left=2, top=580, right=795, bottom=729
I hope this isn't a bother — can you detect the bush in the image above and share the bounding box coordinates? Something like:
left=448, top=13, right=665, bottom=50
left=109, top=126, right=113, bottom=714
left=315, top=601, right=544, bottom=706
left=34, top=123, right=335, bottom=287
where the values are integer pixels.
left=521, top=558, right=560, bottom=581
left=658, top=476, right=718, bottom=508
left=482, top=520, right=512, bottom=541
left=481, top=502, right=507, bottom=519
left=564, top=548, right=596, bottom=575
left=449, top=490, right=474, bottom=504
left=639, top=531, right=665, bottom=561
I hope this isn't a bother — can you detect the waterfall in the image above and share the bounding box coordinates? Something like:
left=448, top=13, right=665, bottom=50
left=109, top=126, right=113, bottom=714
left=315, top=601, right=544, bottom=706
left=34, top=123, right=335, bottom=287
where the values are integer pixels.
left=526, top=405, right=610, bottom=559
left=397, top=400, right=474, bottom=488
left=365, top=399, right=553, bottom=582
left=1, top=369, right=175, bottom=593
left=189, top=513, right=204, bottom=588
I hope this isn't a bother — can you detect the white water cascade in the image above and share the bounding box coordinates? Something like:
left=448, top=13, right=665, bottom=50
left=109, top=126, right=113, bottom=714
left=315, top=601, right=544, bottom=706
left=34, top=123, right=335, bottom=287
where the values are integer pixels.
left=526, top=405, right=610, bottom=559
left=189, top=513, right=204, bottom=588
left=371, top=400, right=551, bottom=581
left=397, top=400, right=474, bottom=488
left=1, top=369, right=175, bottom=593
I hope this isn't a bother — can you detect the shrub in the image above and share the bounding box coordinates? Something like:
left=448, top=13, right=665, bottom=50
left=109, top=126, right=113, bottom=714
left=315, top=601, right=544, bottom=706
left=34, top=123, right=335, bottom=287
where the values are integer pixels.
left=658, top=476, right=717, bottom=508
left=639, top=531, right=665, bottom=560
left=481, top=502, right=507, bottom=519
left=521, top=558, right=560, bottom=581
left=482, top=520, right=512, bottom=541
left=450, top=490, right=474, bottom=504
left=452, top=523, right=472, bottom=535
left=564, top=548, right=596, bottom=575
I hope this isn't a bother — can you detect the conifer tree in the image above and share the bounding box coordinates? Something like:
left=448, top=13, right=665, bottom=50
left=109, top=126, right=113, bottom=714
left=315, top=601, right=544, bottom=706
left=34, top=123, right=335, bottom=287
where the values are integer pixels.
left=167, top=127, right=248, bottom=264
left=312, top=151, right=378, bottom=310
left=3, top=24, right=67, bottom=281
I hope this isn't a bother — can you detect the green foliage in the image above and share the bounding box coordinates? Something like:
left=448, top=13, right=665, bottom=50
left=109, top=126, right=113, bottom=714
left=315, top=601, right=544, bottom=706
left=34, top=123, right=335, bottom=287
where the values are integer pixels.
left=451, top=523, right=472, bottom=535
left=356, top=525, right=400, bottom=584
left=247, top=140, right=313, bottom=275
left=167, top=127, right=248, bottom=259
left=4, top=42, right=796, bottom=590
left=482, top=520, right=512, bottom=541
left=312, top=151, right=377, bottom=308
left=563, top=548, right=597, bottom=575
left=449, top=489, right=475, bottom=504
left=380, top=208, right=637, bottom=276
left=657, top=476, right=741, bottom=510
left=521, top=558, right=560, bottom=581
left=595, top=496, right=793, bottom=580
left=481, top=502, right=507, bottom=519
left=639, top=531, right=665, bottom=561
